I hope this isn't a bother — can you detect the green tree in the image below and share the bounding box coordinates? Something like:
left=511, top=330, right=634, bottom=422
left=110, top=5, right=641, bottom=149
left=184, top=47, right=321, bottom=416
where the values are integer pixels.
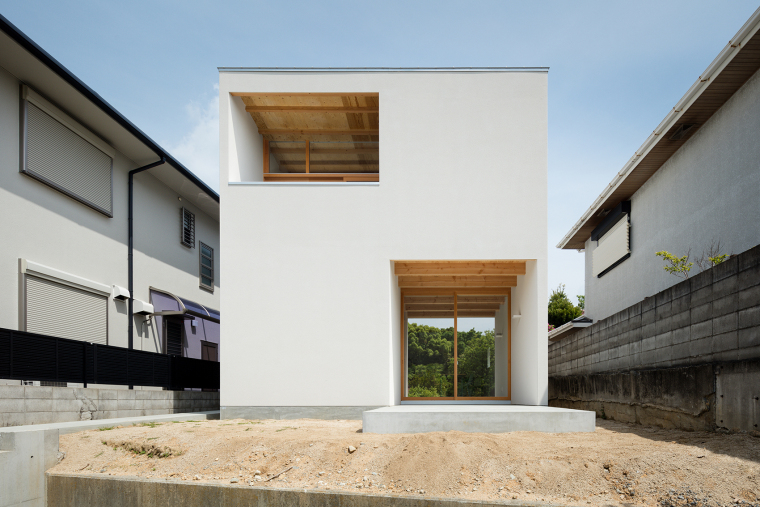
left=548, top=284, right=583, bottom=328
left=456, top=329, right=495, bottom=397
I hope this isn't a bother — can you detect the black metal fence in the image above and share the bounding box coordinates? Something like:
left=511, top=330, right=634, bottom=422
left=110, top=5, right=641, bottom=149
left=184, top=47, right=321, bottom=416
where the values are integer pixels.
left=0, top=327, right=219, bottom=390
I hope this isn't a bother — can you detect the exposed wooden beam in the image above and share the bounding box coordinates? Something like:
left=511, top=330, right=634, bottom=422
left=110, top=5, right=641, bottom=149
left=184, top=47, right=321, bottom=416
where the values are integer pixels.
left=271, top=148, right=378, bottom=154
left=263, top=173, right=379, bottom=182
left=402, top=288, right=511, bottom=296
left=395, top=261, right=527, bottom=276
left=263, top=139, right=269, bottom=174
left=232, top=92, right=380, bottom=97
left=305, top=140, right=309, bottom=174
left=246, top=106, right=378, bottom=113
left=458, top=296, right=506, bottom=304
left=402, top=296, right=505, bottom=304
left=405, top=303, right=501, bottom=311
left=260, top=129, right=379, bottom=136
left=280, top=160, right=378, bottom=166
left=398, top=275, right=517, bottom=288
left=407, top=311, right=496, bottom=318
left=395, top=264, right=526, bottom=276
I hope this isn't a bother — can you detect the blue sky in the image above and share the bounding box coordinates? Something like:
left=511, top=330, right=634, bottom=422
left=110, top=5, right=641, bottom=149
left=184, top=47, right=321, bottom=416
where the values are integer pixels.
left=2, top=0, right=758, bottom=305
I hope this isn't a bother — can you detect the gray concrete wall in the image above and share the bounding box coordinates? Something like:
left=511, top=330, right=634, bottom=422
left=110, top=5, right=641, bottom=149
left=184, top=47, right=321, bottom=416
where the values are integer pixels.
left=584, top=67, right=760, bottom=321
left=0, top=385, right=219, bottom=427
left=552, top=244, right=760, bottom=376
left=549, top=244, right=760, bottom=432
left=45, top=473, right=556, bottom=507
left=550, top=359, right=759, bottom=433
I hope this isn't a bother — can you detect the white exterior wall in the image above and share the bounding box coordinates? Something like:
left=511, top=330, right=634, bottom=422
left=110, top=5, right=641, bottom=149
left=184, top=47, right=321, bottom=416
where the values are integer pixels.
left=0, top=64, right=220, bottom=356
left=584, top=68, right=760, bottom=321
left=220, top=70, right=548, bottom=409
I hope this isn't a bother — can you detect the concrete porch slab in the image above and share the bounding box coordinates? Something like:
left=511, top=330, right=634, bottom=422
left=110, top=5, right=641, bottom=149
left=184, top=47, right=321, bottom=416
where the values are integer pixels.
left=362, top=405, right=595, bottom=434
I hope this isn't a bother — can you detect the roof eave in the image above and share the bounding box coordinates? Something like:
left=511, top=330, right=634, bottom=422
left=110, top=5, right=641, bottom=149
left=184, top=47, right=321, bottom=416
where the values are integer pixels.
left=557, top=6, right=760, bottom=250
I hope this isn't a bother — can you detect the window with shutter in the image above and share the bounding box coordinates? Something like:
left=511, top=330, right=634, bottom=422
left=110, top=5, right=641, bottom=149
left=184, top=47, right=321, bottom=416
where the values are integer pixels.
left=592, top=217, right=631, bottom=277
left=21, top=86, right=114, bottom=216
left=25, top=276, right=108, bottom=344
left=180, top=207, right=195, bottom=248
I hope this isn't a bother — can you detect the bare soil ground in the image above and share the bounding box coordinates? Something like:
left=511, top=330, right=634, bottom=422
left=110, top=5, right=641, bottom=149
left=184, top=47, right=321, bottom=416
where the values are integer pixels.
left=52, top=418, right=760, bottom=506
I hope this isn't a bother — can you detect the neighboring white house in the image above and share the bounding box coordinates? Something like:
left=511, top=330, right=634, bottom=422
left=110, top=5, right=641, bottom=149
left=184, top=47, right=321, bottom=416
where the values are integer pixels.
left=556, top=7, right=760, bottom=325
left=219, top=68, right=548, bottom=418
left=0, top=15, right=221, bottom=386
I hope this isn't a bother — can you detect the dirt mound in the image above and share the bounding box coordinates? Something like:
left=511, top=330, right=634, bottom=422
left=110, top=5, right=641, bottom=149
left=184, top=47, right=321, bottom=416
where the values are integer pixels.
left=52, top=418, right=760, bottom=506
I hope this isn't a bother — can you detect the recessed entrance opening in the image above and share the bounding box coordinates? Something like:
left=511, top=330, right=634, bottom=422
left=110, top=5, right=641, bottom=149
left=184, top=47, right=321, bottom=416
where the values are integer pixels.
left=397, top=260, right=523, bottom=401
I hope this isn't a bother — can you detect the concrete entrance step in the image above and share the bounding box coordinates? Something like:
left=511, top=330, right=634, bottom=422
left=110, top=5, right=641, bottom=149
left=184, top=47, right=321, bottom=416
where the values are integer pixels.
left=362, top=405, right=595, bottom=434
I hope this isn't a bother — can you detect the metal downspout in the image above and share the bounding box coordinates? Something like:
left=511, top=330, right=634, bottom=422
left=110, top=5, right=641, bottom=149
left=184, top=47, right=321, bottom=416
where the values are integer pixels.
left=128, top=158, right=165, bottom=366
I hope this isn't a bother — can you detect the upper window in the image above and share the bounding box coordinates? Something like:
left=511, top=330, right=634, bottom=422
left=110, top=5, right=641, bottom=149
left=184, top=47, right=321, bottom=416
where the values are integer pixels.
left=592, top=203, right=631, bottom=277
left=180, top=207, right=195, bottom=248
left=239, top=93, right=379, bottom=182
left=20, top=86, right=115, bottom=216
left=199, top=242, right=214, bottom=291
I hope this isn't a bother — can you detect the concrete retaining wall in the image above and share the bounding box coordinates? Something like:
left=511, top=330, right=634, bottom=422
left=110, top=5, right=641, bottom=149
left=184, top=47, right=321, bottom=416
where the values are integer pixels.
left=1, top=411, right=219, bottom=507
left=46, top=473, right=556, bottom=507
left=0, top=385, right=219, bottom=427
left=549, top=244, right=760, bottom=432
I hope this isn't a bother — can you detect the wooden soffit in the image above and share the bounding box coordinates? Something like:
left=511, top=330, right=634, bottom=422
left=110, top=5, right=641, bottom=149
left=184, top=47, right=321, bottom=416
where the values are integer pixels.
left=395, top=261, right=523, bottom=309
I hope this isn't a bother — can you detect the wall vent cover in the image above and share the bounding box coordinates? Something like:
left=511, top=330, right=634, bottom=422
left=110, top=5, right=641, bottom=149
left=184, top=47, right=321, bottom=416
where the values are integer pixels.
left=180, top=207, right=195, bottom=248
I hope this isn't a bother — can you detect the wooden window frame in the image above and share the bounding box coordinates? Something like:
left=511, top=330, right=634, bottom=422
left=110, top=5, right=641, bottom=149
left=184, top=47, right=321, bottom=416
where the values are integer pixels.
left=400, top=289, right=511, bottom=402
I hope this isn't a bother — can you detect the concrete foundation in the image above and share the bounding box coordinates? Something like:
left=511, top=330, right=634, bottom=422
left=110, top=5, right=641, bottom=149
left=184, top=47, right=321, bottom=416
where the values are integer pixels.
left=221, top=406, right=382, bottom=420
left=46, top=473, right=565, bottom=507
left=0, top=411, right=219, bottom=507
left=362, top=405, right=595, bottom=434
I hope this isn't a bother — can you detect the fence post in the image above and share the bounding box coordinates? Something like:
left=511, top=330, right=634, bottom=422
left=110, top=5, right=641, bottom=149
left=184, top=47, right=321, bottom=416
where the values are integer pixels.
left=9, top=330, right=13, bottom=379
left=83, top=341, right=87, bottom=388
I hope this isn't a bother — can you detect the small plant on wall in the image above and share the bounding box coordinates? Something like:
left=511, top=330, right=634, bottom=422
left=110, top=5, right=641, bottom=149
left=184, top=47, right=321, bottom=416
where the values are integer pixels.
left=657, top=240, right=730, bottom=279
left=694, top=239, right=730, bottom=271
left=655, top=250, right=693, bottom=279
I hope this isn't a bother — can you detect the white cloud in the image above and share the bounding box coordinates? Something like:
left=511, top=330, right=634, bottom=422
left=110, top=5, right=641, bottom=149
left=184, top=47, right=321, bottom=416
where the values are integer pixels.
left=165, top=85, right=219, bottom=192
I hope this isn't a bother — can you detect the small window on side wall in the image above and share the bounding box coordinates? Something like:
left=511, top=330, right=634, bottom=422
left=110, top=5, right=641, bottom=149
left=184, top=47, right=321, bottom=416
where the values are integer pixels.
left=199, top=242, right=214, bottom=291
left=180, top=207, right=195, bottom=248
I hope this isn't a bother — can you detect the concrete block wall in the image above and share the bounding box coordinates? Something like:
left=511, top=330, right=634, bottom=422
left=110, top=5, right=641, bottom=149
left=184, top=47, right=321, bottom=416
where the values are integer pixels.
left=0, top=385, right=220, bottom=427
left=548, top=244, right=760, bottom=432
left=549, top=244, right=760, bottom=376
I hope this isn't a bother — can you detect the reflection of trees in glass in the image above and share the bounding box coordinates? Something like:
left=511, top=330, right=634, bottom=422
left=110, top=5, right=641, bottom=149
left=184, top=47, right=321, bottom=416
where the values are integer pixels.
left=407, top=323, right=495, bottom=398
left=457, top=329, right=496, bottom=397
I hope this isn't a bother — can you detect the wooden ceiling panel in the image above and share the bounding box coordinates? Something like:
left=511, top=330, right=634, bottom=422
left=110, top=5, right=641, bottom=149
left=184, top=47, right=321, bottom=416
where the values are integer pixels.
left=246, top=93, right=379, bottom=174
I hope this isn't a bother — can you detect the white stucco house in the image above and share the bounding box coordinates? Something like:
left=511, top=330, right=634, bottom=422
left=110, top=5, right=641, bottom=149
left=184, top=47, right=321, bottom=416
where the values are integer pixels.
left=0, top=14, right=221, bottom=387
left=219, top=68, right=553, bottom=421
left=555, top=6, right=760, bottom=328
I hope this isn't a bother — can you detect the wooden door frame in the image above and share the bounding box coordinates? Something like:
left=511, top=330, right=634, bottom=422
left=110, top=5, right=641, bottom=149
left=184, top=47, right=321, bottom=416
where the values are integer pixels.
left=400, top=289, right=511, bottom=401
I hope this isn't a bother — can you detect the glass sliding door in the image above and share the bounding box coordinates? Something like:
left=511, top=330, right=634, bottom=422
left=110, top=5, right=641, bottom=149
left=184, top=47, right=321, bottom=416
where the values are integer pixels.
left=404, top=294, right=455, bottom=398
left=455, top=294, right=496, bottom=398
left=403, top=291, right=509, bottom=400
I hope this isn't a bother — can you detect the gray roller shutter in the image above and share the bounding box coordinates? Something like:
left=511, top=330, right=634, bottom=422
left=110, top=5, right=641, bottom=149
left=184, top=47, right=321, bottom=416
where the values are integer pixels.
left=25, top=276, right=108, bottom=344
left=23, top=101, right=113, bottom=216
